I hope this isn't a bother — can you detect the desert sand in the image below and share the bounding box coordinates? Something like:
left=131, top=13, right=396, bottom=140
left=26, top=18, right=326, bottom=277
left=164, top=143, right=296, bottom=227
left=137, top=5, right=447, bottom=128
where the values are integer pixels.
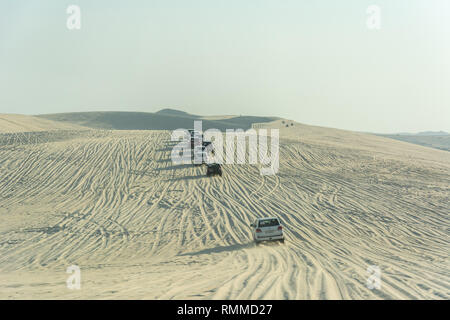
left=0, top=114, right=86, bottom=133
left=0, top=114, right=448, bottom=299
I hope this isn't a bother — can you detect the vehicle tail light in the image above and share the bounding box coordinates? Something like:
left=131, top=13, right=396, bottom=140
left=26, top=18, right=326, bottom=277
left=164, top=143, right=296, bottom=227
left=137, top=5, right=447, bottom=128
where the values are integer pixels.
left=256, top=228, right=262, bottom=233
left=278, top=226, right=283, bottom=231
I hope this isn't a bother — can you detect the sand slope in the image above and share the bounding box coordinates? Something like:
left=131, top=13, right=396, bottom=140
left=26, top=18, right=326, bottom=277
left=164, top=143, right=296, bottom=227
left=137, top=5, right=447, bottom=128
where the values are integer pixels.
left=0, top=114, right=86, bottom=133
left=0, top=119, right=449, bottom=299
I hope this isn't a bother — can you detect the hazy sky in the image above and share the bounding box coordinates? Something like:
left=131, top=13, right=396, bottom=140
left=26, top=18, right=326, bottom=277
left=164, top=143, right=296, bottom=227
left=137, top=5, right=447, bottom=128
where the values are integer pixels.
left=1, top=0, right=449, bottom=133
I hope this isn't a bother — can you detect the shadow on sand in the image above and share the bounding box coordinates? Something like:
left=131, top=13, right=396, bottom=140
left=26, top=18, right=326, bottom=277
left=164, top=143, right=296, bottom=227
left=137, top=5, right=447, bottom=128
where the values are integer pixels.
left=155, top=158, right=172, bottom=163
left=155, top=164, right=193, bottom=171
left=165, top=174, right=207, bottom=182
left=156, top=147, right=174, bottom=152
left=179, top=243, right=253, bottom=256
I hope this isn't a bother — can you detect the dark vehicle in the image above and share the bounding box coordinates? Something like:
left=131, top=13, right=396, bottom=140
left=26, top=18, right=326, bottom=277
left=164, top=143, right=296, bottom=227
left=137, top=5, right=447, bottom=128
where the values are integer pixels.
left=190, top=131, right=203, bottom=149
left=206, top=163, right=222, bottom=177
left=202, top=141, right=215, bottom=155
left=193, top=146, right=208, bottom=166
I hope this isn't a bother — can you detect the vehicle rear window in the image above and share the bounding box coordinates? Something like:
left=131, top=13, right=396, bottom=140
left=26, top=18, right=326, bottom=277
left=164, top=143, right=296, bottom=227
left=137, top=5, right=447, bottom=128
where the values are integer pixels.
left=258, top=219, right=279, bottom=227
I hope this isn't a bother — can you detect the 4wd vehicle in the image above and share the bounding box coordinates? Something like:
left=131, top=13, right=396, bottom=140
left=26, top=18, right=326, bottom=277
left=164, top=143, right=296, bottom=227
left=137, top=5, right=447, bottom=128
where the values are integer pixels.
left=193, top=146, right=209, bottom=166
left=190, top=131, right=203, bottom=149
left=203, top=141, right=215, bottom=155
left=251, top=217, right=284, bottom=245
left=206, top=163, right=222, bottom=177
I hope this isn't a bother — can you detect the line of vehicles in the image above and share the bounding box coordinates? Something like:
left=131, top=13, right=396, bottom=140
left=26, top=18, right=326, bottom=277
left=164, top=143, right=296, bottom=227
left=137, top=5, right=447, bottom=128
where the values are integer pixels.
left=187, top=129, right=222, bottom=177
left=187, top=129, right=284, bottom=245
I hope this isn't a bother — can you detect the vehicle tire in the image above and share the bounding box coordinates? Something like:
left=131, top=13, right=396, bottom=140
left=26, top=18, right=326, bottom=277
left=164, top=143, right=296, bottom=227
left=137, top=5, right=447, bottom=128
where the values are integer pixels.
left=206, top=172, right=211, bottom=177
left=279, top=239, right=285, bottom=244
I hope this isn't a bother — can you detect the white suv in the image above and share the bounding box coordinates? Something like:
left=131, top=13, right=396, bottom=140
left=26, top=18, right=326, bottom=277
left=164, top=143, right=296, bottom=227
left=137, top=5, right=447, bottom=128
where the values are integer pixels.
left=251, top=217, right=285, bottom=245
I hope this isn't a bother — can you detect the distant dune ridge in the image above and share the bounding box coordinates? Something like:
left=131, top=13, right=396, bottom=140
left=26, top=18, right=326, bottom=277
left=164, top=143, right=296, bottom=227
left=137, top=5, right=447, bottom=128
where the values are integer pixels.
left=0, top=111, right=449, bottom=299
left=35, top=110, right=450, bottom=152
left=389, top=131, right=449, bottom=136
left=378, top=132, right=450, bottom=152
left=37, top=109, right=279, bottom=131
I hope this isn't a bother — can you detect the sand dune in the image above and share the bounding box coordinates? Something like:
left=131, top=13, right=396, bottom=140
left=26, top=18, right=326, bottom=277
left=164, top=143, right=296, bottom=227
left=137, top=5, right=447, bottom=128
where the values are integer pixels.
left=0, top=114, right=86, bottom=133
left=37, top=109, right=278, bottom=131
left=0, top=116, right=449, bottom=299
